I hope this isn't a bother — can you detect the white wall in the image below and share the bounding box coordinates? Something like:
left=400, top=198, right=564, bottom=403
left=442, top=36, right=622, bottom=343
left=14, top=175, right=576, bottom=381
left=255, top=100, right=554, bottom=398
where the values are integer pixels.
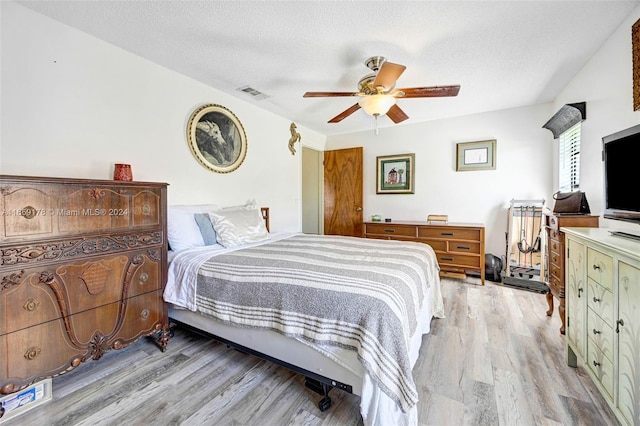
left=552, top=4, right=640, bottom=235
left=0, top=2, right=326, bottom=233
left=326, top=103, right=554, bottom=256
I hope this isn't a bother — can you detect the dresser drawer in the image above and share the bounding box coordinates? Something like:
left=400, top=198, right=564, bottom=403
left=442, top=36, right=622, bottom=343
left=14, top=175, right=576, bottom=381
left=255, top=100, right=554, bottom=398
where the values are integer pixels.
left=58, top=186, right=161, bottom=234
left=588, top=309, right=614, bottom=359
left=0, top=319, right=84, bottom=385
left=421, top=239, right=480, bottom=254
left=1, top=179, right=163, bottom=241
left=70, top=290, right=164, bottom=345
left=587, top=279, right=614, bottom=326
left=418, top=226, right=481, bottom=241
left=548, top=275, right=564, bottom=298
left=0, top=270, right=61, bottom=336
left=117, top=290, right=165, bottom=343
left=549, top=261, right=564, bottom=280
left=436, top=253, right=480, bottom=268
left=54, top=252, right=160, bottom=313
left=1, top=250, right=161, bottom=337
left=548, top=236, right=562, bottom=254
left=549, top=254, right=564, bottom=276
left=448, top=241, right=481, bottom=254
left=422, top=239, right=447, bottom=251
left=1, top=187, right=54, bottom=239
left=587, top=343, right=614, bottom=398
left=364, top=223, right=416, bottom=238
left=587, top=248, right=614, bottom=291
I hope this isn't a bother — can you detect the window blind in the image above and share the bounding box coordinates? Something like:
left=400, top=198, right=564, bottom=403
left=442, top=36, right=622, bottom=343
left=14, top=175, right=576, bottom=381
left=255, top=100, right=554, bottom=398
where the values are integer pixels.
left=559, top=122, right=581, bottom=191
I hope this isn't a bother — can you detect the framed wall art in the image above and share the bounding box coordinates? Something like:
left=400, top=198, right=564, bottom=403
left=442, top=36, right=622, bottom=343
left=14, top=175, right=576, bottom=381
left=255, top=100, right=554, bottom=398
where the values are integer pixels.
left=456, top=140, right=496, bottom=171
left=376, top=153, right=415, bottom=194
left=187, top=104, right=248, bottom=173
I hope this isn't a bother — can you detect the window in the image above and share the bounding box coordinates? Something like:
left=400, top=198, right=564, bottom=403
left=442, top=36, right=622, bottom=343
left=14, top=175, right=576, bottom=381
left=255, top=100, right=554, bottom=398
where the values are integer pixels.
left=558, top=122, right=581, bottom=191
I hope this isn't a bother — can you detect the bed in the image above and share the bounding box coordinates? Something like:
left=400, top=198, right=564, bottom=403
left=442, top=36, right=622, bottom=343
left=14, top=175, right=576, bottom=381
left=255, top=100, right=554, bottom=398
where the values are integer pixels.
left=163, top=203, right=445, bottom=426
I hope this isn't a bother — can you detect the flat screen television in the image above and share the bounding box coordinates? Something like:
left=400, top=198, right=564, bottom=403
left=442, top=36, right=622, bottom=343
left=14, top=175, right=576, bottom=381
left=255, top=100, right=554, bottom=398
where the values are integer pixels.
left=602, top=123, right=640, bottom=225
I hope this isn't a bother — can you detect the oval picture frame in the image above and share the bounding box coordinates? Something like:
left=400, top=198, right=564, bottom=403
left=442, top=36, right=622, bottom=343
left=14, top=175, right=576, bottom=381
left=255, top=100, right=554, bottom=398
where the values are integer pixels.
left=187, top=104, right=248, bottom=173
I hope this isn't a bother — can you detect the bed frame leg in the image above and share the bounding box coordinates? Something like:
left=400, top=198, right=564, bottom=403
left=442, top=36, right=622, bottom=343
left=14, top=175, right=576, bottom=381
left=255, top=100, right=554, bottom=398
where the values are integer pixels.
left=304, top=377, right=332, bottom=411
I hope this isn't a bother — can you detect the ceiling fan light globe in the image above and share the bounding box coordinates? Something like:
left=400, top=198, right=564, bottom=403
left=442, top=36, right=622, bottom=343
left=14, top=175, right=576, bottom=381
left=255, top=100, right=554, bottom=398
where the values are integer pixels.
left=358, top=94, right=396, bottom=116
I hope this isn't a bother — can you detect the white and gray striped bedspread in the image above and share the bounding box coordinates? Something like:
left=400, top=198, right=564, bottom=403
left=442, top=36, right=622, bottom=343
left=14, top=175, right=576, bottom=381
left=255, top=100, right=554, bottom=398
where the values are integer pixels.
left=192, top=234, right=440, bottom=413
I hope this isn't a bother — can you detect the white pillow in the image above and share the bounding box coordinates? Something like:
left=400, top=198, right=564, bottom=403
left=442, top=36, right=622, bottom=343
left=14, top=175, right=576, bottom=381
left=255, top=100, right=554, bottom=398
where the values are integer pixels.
left=167, top=204, right=219, bottom=251
left=208, top=207, right=269, bottom=248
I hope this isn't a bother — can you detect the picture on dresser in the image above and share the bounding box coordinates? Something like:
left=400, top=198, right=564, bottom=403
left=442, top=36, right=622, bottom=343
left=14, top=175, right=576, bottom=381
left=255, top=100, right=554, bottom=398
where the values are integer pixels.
left=187, top=104, right=248, bottom=174
left=456, top=139, right=496, bottom=171
left=376, top=153, right=415, bottom=194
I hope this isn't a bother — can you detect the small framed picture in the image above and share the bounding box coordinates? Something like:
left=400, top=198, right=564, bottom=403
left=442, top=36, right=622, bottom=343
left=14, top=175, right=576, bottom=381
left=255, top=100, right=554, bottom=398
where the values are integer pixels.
left=456, top=140, right=496, bottom=171
left=376, top=153, right=415, bottom=194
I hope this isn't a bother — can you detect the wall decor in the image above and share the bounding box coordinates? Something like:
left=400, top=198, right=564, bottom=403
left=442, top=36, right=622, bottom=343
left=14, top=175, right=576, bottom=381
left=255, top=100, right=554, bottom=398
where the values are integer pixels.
left=288, top=122, right=301, bottom=155
left=187, top=104, right=247, bottom=173
left=456, top=140, right=496, bottom=171
left=376, top=153, right=415, bottom=194
left=633, top=18, right=640, bottom=111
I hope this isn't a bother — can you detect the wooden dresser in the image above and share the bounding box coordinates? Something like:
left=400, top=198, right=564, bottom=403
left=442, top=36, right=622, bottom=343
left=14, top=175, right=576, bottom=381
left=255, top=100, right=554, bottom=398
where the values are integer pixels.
left=364, top=221, right=485, bottom=284
left=544, top=213, right=598, bottom=334
left=0, top=175, right=171, bottom=395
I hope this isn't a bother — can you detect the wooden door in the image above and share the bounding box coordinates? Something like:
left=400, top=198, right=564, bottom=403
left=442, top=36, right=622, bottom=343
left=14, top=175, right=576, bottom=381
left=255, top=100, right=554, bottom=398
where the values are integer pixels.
left=324, top=147, right=363, bottom=237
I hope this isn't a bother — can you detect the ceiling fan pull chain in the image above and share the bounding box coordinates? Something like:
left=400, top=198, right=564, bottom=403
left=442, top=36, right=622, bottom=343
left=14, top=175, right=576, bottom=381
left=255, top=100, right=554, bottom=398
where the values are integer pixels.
left=374, top=114, right=379, bottom=135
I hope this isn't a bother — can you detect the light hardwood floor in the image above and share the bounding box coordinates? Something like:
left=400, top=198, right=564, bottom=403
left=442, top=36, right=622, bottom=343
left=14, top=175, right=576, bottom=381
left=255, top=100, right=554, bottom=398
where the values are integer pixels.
left=11, top=278, right=615, bottom=425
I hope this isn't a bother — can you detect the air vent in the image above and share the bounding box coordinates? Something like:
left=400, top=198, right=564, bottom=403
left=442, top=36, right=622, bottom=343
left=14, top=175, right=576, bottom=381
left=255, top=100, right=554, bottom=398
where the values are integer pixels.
left=236, top=85, right=270, bottom=100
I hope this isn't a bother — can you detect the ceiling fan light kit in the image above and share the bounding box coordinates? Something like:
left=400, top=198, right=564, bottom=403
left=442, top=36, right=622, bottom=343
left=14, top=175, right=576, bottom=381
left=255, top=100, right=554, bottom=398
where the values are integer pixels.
left=303, top=56, right=460, bottom=134
left=358, top=94, right=396, bottom=116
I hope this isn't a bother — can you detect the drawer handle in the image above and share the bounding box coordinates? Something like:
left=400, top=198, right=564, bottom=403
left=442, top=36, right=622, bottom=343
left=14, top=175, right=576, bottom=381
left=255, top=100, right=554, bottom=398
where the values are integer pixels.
left=384, top=229, right=395, bottom=233
left=592, top=329, right=601, bottom=335
left=592, top=360, right=601, bottom=368
left=442, top=257, right=454, bottom=261
left=24, top=347, right=41, bottom=361
left=616, top=319, right=625, bottom=333
left=592, top=264, right=601, bottom=271
left=578, top=287, right=583, bottom=298
left=142, top=204, right=151, bottom=215
left=441, top=232, right=454, bottom=236
left=23, top=299, right=40, bottom=312
left=456, top=245, right=471, bottom=250
left=141, top=309, right=150, bottom=319
left=550, top=217, right=556, bottom=226
left=592, top=297, right=601, bottom=303
left=139, top=272, right=149, bottom=283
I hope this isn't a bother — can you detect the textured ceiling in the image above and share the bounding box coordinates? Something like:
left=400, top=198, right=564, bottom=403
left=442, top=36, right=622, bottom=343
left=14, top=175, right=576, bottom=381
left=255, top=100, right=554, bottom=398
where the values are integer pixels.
left=17, top=0, right=640, bottom=136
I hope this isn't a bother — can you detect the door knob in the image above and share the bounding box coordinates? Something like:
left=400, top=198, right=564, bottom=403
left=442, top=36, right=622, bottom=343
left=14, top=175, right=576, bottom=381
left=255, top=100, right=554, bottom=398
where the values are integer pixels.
left=356, top=207, right=362, bottom=212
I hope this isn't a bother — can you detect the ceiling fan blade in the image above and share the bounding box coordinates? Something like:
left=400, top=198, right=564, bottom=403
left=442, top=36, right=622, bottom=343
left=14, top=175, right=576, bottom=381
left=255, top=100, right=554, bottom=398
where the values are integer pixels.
left=372, top=62, right=406, bottom=90
left=387, top=104, right=409, bottom=124
left=397, top=85, right=460, bottom=98
left=303, top=91, right=359, bottom=97
left=328, top=103, right=361, bottom=123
